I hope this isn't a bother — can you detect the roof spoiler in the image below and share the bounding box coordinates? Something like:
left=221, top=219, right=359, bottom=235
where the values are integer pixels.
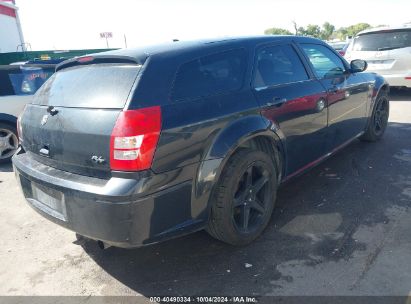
left=56, top=54, right=147, bottom=72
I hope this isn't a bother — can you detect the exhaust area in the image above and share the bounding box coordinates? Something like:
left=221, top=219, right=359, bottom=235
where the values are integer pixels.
left=97, top=240, right=112, bottom=250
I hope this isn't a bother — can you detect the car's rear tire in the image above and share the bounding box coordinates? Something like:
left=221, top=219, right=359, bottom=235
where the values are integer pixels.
left=207, top=149, right=277, bottom=246
left=0, top=123, right=19, bottom=164
left=360, top=90, right=389, bottom=142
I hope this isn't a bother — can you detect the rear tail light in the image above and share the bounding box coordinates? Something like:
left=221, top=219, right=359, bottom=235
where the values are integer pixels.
left=110, top=106, right=161, bottom=171
left=405, top=77, right=411, bottom=80
left=338, top=50, right=346, bottom=56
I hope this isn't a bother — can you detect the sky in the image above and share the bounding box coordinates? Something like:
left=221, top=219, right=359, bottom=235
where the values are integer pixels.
left=15, top=0, right=411, bottom=51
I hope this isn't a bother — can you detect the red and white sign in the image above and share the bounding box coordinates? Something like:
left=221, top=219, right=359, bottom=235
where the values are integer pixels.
left=100, top=32, right=113, bottom=39
left=0, top=3, right=16, bottom=18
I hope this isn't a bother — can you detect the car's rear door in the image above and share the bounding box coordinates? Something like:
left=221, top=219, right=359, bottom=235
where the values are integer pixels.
left=252, top=42, right=328, bottom=177
left=299, top=43, right=369, bottom=150
left=20, top=61, right=142, bottom=178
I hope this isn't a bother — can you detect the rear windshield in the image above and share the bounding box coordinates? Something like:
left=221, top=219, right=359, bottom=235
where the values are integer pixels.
left=171, top=48, right=247, bottom=101
left=32, top=64, right=140, bottom=108
left=353, top=29, right=411, bottom=51
left=0, top=66, right=54, bottom=97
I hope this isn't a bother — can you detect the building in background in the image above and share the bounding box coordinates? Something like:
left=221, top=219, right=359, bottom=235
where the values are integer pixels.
left=0, top=0, right=25, bottom=53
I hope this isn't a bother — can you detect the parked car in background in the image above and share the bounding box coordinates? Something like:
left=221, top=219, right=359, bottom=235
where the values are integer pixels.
left=13, top=36, right=389, bottom=249
left=328, top=41, right=349, bottom=56
left=0, top=64, right=55, bottom=163
left=345, top=24, right=411, bottom=88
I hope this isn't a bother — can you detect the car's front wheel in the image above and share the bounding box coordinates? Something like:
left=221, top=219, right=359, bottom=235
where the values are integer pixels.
left=0, top=123, right=19, bottom=164
left=207, top=149, right=277, bottom=246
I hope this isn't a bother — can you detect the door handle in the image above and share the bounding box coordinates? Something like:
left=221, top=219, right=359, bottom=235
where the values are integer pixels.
left=327, top=86, right=339, bottom=94
left=265, top=97, right=287, bottom=108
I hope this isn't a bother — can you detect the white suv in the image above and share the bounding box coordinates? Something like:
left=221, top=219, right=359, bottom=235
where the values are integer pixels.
left=345, top=24, right=411, bottom=88
left=0, top=65, right=55, bottom=163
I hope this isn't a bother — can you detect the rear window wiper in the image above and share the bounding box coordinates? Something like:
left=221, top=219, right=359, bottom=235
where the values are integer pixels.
left=377, top=46, right=400, bottom=51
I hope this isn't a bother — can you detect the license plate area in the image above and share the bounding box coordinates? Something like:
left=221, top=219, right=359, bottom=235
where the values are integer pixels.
left=367, top=59, right=395, bottom=70
left=29, top=182, right=67, bottom=221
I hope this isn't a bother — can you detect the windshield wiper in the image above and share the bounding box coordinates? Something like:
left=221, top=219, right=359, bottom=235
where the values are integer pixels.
left=377, top=47, right=400, bottom=51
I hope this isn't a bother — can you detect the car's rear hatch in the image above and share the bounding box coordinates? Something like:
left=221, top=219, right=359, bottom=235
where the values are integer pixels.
left=346, top=28, right=411, bottom=75
left=20, top=56, right=144, bottom=178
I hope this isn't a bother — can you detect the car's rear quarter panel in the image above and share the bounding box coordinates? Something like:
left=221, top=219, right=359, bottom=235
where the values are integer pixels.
left=152, top=90, right=261, bottom=173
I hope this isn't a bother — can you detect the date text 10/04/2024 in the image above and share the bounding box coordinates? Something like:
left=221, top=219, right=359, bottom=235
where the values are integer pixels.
left=149, top=296, right=258, bottom=303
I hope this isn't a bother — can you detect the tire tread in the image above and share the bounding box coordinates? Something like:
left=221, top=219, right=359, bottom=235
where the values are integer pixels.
left=207, top=148, right=277, bottom=245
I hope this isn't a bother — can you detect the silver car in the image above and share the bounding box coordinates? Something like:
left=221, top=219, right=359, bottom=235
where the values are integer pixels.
left=345, top=24, right=411, bottom=88
left=0, top=65, right=55, bottom=163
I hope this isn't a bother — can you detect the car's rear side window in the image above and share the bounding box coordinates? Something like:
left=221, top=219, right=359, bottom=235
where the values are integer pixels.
left=353, top=29, right=411, bottom=51
left=32, top=64, right=141, bottom=109
left=254, top=44, right=309, bottom=88
left=171, top=49, right=247, bottom=101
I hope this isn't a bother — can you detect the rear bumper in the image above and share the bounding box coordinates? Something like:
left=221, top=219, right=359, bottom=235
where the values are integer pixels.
left=12, top=151, right=204, bottom=248
left=376, top=73, right=411, bottom=88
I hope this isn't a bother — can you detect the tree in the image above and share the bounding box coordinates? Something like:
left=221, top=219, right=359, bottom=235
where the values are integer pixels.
left=297, top=26, right=305, bottom=35
left=346, top=23, right=371, bottom=37
left=265, top=22, right=372, bottom=40
left=264, top=27, right=293, bottom=35
left=300, top=24, right=321, bottom=38
left=292, top=21, right=299, bottom=35
left=336, top=27, right=348, bottom=40
left=336, top=23, right=371, bottom=40
left=320, top=22, right=335, bottom=40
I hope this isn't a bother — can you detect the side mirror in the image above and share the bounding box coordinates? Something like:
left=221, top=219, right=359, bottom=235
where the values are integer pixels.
left=350, top=59, right=367, bottom=73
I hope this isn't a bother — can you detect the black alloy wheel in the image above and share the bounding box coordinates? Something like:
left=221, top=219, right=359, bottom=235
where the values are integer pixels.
left=232, top=163, right=270, bottom=233
left=360, top=91, right=390, bottom=142
left=207, top=149, right=277, bottom=246
left=373, top=95, right=389, bottom=136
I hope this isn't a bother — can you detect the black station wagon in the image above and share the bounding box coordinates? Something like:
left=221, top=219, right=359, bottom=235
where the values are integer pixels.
left=13, top=36, right=390, bottom=248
